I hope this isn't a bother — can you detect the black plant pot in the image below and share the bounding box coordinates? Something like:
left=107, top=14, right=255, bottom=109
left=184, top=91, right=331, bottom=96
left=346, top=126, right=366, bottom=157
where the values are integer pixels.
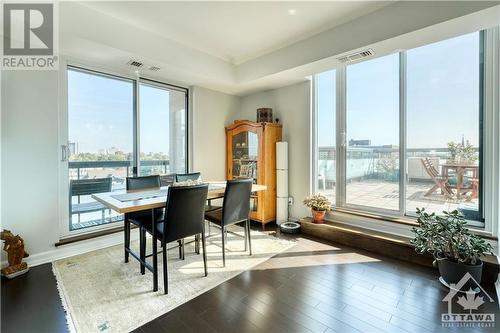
left=436, top=258, right=483, bottom=291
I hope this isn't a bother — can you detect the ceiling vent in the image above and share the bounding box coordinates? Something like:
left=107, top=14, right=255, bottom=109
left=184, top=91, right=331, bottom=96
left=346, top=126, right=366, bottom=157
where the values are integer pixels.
left=337, top=49, right=375, bottom=63
left=127, top=60, right=143, bottom=68
left=148, top=66, right=161, bottom=72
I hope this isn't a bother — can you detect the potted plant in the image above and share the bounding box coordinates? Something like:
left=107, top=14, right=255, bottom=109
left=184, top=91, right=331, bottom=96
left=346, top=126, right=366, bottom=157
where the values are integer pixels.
left=411, top=208, right=493, bottom=289
left=303, top=194, right=332, bottom=224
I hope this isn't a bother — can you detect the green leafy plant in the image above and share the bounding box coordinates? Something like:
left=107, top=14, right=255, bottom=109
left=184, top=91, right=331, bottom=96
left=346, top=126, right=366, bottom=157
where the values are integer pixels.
left=460, top=141, right=477, bottom=162
left=303, top=194, right=332, bottom=211
left=447, top=141, right=478, bottom=162
left=411, top=208, right=492, bottom=265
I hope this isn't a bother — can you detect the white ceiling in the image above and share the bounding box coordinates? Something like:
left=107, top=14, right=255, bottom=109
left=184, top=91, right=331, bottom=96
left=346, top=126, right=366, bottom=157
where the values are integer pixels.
left=81, top=1, right=393, bottom=64
left=60, top=1, right=499, bottom=95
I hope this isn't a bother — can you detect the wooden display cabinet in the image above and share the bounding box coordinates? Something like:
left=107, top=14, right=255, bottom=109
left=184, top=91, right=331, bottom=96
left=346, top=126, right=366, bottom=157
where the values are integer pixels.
left=226, top=120, right=282, bottom=227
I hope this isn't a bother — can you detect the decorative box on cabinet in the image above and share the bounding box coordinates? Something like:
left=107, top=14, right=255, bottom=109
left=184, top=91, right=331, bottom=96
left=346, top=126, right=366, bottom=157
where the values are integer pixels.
left=226, top=120, right=282, bottom=227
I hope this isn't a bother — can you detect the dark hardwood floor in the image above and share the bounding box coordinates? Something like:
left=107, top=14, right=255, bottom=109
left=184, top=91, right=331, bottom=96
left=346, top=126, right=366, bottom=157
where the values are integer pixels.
left=1, top=262, right=67, bottom=333
left=2, top=227, right=499, bottom=333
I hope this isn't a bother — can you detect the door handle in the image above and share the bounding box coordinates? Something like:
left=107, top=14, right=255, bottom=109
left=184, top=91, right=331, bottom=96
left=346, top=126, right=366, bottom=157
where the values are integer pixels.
left=61, top=145, right=68, bottom=162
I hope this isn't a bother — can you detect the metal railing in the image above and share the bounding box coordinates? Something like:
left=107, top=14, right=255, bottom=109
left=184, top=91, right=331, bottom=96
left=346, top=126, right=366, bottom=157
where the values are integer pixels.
left=68, top=159, right=170, bottom=180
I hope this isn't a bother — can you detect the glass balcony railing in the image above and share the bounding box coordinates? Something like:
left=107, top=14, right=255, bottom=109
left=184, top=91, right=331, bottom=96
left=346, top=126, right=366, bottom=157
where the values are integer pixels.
left=317, top=147, right=480, bottom=221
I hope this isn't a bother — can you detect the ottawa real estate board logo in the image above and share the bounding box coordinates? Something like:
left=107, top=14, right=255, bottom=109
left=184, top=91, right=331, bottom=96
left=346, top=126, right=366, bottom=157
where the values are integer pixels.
left=441, top=272, right=495, bottom=328
left=2, top=2, right=58, bottom=70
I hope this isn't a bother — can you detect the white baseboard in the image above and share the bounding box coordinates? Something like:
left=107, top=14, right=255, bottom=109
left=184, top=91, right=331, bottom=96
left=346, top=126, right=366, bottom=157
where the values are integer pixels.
left=2, top=229, right=139, bottom=268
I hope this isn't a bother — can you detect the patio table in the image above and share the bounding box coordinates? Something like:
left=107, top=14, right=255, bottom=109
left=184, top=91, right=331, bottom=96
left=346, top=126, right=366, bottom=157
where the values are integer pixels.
left=440, top=162, right=478, bottom=199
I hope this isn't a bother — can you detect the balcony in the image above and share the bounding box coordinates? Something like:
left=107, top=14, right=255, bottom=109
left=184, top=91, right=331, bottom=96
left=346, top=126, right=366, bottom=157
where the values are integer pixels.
left=69, top=159, right=169, bottom=230
left=318, top=147, right=480, bottom=221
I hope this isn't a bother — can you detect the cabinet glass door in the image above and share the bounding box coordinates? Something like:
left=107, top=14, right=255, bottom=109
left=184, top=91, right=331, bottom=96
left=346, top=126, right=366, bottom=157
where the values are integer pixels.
left=232, top=131, right=258, bottom=182
left=232, top=131, right=258, bottom=211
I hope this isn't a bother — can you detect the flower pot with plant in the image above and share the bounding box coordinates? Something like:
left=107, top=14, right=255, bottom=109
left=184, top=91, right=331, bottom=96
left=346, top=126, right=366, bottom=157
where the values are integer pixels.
left=411, top=208, right=493, bottom=289
left=303, top=194, right=332, bottom=224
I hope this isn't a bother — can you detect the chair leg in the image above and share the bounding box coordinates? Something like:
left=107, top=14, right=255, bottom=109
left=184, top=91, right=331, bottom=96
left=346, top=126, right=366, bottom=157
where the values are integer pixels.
left=244, top=221, right=248, bottom=252
left=201, top=230, right=208, bottom=277
left=195, top=234, right=200, bottom=255
left=246, top=219, right=252, bottom=256
left=124, top=217, right=130, bottom=263
left=221, top=226, right=226, bottom=267
left=152, top=210, right=158, bottom=292
left=178, top=240, right=182, bottom=259
left=140, top=228, right=146, bottom=275
left=181, top=239, right=185, bottom=260
left=163, top=241, right=168, bottom=294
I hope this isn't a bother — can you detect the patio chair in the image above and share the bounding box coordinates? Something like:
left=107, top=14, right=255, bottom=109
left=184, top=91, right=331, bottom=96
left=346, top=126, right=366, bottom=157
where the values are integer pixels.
left=70, top=177, right=112, bottom=225
left=420, top=158, right=454, bottom=198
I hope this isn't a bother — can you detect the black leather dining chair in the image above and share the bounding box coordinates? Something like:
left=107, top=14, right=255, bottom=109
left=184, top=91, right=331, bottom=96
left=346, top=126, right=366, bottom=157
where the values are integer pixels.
left=204, top=178, right=253, bottom=267
left=175, top=172, right=201, bottom=182
left=124, top=175, right=162, bottom=273
left=174, top=171, right=218, bottom=217
left=142, top=184, right=209, bottom=293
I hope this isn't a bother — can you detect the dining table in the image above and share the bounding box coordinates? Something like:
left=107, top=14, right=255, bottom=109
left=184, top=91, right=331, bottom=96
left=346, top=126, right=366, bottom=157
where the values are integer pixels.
left=92, top=181, right=267, bottom=214
left=91, top=181, right=267, bottom=291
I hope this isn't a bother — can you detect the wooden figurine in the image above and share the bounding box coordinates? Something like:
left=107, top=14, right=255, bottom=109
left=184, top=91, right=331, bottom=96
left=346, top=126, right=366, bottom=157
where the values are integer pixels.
left=1, top=229, right=29, bottom=278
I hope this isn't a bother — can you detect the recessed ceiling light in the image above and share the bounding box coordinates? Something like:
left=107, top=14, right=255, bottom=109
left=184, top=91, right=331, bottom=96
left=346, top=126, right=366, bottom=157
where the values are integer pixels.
left=288, top=9, right=296, bottom=15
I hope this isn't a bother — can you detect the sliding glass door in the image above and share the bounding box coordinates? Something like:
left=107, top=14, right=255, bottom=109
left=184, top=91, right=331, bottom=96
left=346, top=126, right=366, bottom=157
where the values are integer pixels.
left=345, top=54, right=400, bottom=212
left=65, top=67, right=188, bottom=234
left=67, top=68, right=135, bottom=231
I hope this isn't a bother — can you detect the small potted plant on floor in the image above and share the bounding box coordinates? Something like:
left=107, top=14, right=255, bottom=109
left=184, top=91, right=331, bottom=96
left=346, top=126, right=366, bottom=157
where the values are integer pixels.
left=411, top=208, right=493, bottom=289
left=303, top=194, right=332, bottom=224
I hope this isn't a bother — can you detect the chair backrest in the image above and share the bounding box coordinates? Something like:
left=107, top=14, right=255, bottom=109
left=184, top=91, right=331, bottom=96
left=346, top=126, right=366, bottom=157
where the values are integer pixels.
left=221, top=178, right=253, bottom=226
left=71, top=177, right=112, bottom=197
left=160, top=174, right=176, bottom=187
left=126, top=175, right=160, bottom=191
left=421, top=158, right=439, bottom=178
left=163, top=184, right=209, bottom=243
left=175, top=172, right=201, bottom=182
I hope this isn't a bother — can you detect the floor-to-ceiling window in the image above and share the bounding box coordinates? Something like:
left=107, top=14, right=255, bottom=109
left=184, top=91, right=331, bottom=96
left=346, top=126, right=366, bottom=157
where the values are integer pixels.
left=139, top=82, right=186, bottom=176
left=66, top=67, right=188, bottom=233
left=346, top=54, right=400, bottom=212
left=314, top=29, right=490, bottom=225
left=316, top=70, right=336, bottom=204
left=406, top=32, right=481, bottom=221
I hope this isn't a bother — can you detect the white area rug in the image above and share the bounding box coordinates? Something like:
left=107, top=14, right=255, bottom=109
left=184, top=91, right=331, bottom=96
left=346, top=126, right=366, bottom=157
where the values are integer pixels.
left=53, top=226, right=294, bottom=333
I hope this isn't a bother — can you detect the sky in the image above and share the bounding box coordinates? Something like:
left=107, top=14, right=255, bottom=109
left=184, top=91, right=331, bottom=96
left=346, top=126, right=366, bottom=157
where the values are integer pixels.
left=68, top=71, right=177, bottom=154
left=318, top=31, right=480, bottom=149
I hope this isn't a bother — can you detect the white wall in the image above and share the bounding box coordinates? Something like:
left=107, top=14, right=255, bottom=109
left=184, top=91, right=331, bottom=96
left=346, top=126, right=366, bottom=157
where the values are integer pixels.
left=1, top=71, right=60, bottom=258
left=0, top=76, right=241, bottom=262
left=236, top=81, right=311, bottom=219
left=190, top=86, right=240, bottom=181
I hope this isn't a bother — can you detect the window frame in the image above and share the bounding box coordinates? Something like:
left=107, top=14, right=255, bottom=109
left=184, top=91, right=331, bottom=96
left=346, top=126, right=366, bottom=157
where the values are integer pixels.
left=59, top=62, right=189, bottom=238
left=313, top=29, right=494, bottom=231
